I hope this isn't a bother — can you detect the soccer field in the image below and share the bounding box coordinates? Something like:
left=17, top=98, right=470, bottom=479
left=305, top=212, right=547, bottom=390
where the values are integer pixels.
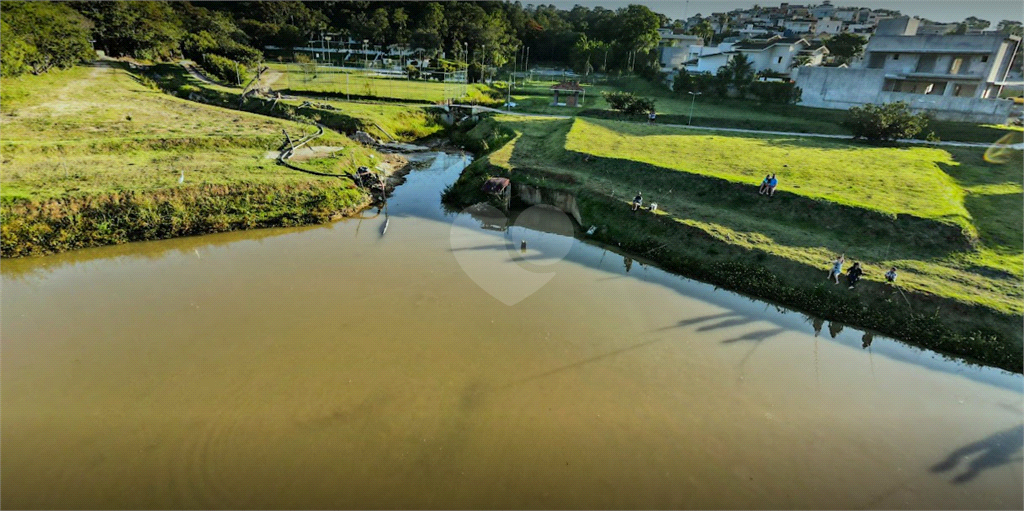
left=267, top=63, right=480, bottom=103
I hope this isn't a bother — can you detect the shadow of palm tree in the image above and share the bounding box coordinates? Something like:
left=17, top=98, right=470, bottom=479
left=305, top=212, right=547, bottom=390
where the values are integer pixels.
left=696, top=317, right=753, bottom=332
left=931, top=424, right=1024, bottom=484
left=652, top=312, right=738, bottom=332
left=721, top=327, right=788, bottom=344
left=721, top=327, right=788, bottom=370
left=497, top=337, right=667, bottom=391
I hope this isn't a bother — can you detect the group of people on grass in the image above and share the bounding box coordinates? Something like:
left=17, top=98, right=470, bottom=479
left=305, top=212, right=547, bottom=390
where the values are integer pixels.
left=828, top=254, right=898, bottom=289
left=628, top=189, right=901, bottom=291
left=758, top=174, right=779, bottom=197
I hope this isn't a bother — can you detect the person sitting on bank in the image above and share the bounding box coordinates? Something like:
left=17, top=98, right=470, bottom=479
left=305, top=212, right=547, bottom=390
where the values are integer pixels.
left=885, top=267, right=898, bottom=284
left=847, top=262, right=863, bottom=289
left=648, top=110, right=656, bottom=125
left=767, top=173, right=779, bottom=197
left=828, top=254, right=845, bottom=284
left=758, top=174, right=771, bottom=195
left=632, top=192, right=643, bottom=211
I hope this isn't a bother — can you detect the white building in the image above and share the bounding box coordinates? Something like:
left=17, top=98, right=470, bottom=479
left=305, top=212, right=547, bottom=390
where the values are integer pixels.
left=686, top=36, right=826, bottom=75
left=813, top=17, right=844, bottom=35
left=794, top=17, right=1022, bottom=122
left=782, top=18, right=816, bottom=34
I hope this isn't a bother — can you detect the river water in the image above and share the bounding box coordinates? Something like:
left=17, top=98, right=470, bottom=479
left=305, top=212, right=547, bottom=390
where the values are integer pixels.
left=2, top=152, right=1022, bottom=509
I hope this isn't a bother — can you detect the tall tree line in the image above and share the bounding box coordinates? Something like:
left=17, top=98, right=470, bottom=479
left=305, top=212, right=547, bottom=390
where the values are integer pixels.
left=2, top=1, right=663, bottom=79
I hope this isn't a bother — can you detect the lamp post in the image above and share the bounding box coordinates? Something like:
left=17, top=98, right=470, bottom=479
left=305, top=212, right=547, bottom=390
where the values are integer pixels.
left=363, top=40, right=369, bottom=68
left=481, top=44, right=486, bottom=84
left=687, top=91, right=702, bottom=125
left=324, top=36, right=331, bottom=66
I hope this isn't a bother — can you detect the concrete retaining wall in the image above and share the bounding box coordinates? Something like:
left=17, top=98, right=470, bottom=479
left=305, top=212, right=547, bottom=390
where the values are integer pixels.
left=516, top=184, right=583, bottom=225
left=795, top=67, right=1014, bottom=123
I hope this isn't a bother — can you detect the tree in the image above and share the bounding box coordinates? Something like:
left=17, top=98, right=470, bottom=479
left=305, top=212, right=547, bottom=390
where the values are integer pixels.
left=688, top=20, right=714, bottom=43
left=997, top=20, right=1023, bottom=37
left=825, top=33, right=867, bottom=63
left=72, top=1, right=183, bottom=59
left=603, top=91, right=654, bottom=115
left=673, top=68, right=694, bottom=93
left=1, top=2, right=94, bottom=76
left=844, top=102, right=929, bottom=142
left=718, top=53, right=754, bottom=93
left=614, top=5, right=661, bottom=55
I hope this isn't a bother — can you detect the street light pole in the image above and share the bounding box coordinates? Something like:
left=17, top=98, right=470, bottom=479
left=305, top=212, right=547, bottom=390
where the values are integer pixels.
left=363, top=40, right=368, bottom=68
left=687, top=91, right=702, bottom=125
left=324, top=36, right=331, bottom=66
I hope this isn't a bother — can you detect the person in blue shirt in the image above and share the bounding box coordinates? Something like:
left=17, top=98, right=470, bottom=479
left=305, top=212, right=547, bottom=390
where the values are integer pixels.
left=885, top=267, right=898, bottom=284
left=758, top=174, right=771, bottom=195
left=828, top=254, right=845, bottom=284
left=767, top=173, right=779, bottom=197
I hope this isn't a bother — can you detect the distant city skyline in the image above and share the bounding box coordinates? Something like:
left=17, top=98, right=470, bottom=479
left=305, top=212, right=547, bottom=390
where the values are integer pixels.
left=542, top=1, right=1022, bottom=25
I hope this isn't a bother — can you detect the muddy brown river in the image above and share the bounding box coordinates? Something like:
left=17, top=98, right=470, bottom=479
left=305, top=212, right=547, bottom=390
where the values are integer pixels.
left=2, top=153, right=1022, bottom=509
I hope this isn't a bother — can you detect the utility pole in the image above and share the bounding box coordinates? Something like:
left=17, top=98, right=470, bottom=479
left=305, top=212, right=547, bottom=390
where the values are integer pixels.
left=687, top=91, right=702, bottom=125
left=481, top=44, right=486, bottom=84
left=525, top=47, right=530, bottom=77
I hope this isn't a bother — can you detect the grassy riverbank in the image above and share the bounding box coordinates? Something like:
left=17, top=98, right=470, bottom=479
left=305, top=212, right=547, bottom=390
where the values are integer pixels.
left=0, top=62, right=382, bottom=257
left=444, top=115, right=1024, bottom=372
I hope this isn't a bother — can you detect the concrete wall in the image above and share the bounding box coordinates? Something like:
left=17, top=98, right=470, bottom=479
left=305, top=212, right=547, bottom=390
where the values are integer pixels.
left=794, top=66, right=1014, bottom=123
left=516, top=184, right=583, bottom=225
left=795, top=67, right=887, bottom=107
left=876, top=91, right=1015, bottom=122
left=661, top=46, right=696, bottom=69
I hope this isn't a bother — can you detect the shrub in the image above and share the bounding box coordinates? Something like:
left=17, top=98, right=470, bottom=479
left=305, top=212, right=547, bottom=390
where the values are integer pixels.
left=748, top=81, right=802, bottom=104
left=673, top=68, right=694, bottom=93
left=691, top=72, right=728, bottom=98
left=844, top=101, right=929, bottom=142
left=202, top=53, right=250, bottom=85
left=602, top=91, right=656, bottom=115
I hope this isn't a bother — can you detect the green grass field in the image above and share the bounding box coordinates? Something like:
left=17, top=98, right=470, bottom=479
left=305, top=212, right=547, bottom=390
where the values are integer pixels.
left=0, top=62, right=381, bottom=255
left=506, top=76, right=1023, bottom=144
left=264, top=62, right=499, bottom=105
left=480, top=115, right=1023, bottom=316
left=1, top=63, right=384, bottom=199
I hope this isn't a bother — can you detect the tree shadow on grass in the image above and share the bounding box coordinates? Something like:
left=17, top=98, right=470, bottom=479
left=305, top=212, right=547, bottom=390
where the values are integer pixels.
left=965, top=192, right=1024, bottom=254
left=500, top=117, right=971, bottom=262
left=930, top=424, right=1024, bottom=484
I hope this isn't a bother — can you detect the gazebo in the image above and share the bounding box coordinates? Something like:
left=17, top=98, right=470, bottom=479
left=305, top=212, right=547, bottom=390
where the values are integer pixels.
left=550, top=81, right=586, bottom=107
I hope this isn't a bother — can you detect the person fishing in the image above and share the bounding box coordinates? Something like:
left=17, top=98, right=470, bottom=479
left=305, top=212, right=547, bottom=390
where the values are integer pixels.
left=632, top=191, right=643, bottom=212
